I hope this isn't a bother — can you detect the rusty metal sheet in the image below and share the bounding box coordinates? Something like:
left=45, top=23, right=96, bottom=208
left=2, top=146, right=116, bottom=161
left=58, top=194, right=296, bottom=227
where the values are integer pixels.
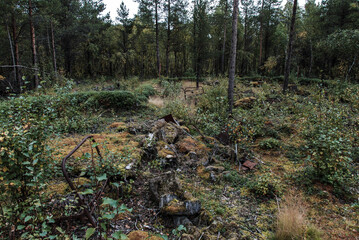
left=242, top=160, right=257, bottom=170
left=161, top=114, right=177, bottom=124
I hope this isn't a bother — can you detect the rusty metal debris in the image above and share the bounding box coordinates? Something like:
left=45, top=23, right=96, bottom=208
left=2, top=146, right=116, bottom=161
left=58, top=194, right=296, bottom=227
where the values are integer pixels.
left=61, top=135, right=108, bottom=227
left=242, top=160, right=257, bottom=170
left=160, top=114, right=177, bottom=124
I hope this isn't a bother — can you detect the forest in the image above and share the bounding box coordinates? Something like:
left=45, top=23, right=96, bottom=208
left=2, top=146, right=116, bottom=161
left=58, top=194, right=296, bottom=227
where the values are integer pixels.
left=0, top=0, right=358, bottom=92
left=0, top=0, right=358, bottom=239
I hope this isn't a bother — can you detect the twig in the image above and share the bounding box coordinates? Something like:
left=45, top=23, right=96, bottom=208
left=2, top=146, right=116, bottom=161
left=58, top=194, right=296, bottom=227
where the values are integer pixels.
left=0, top=65, right=39, bottom=70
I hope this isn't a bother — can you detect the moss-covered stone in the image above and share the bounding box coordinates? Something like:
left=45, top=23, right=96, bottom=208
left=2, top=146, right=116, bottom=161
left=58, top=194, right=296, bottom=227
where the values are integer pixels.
left=127, top=230, right=163, bottom=240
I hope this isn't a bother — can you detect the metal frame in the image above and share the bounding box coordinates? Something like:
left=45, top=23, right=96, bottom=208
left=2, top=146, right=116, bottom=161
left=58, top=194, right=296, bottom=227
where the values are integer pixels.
left=61, top=135, right=106, bottom=227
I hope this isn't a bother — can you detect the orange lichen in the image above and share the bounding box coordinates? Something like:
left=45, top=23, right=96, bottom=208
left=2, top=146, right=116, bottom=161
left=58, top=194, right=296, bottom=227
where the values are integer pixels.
left=127, top=230, right=163, bottom=240
left=197, top=165, right=210, bottom=180
left=162, top=199, right=186, bottom=215
left=176, top=137, right=209, bottom=156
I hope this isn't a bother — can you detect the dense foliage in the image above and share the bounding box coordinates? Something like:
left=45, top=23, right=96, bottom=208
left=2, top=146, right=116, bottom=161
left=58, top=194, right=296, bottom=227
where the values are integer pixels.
left=1, top=0, right=359, bottom=94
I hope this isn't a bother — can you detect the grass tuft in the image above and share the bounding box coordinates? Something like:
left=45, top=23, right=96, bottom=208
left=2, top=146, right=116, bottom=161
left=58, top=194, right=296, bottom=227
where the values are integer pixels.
left=275, top=193, right=306, bottom=240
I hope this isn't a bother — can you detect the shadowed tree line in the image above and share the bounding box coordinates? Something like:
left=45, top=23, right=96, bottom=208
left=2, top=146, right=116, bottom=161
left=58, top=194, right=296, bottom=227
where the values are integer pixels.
left=0, top=0, right=358, bottom=94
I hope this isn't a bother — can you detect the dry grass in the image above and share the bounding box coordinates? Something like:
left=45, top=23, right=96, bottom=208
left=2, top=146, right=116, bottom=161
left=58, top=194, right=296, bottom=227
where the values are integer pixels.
left=148, top=96, right=164, bottom=108
left=275, top=192, right=307, bottom=240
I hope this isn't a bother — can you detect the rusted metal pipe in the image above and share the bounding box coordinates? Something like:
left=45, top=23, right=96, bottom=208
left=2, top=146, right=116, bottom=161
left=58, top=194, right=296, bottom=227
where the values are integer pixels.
left=61, top=136, right=103, bottom=228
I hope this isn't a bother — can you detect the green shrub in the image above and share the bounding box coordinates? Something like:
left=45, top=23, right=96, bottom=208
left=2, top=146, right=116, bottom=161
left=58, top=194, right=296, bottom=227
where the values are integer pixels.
left=160, top=80, right=182, bottom=98
left=0, top=97, right=56, bottom=237
left=305, top=225, right=323, bottom=240
left=298, top=97, right=358, bottom=197
left=83, top=91, right=145, bottom=110
left=305, top=124, right=355, bottom=190
left=135, top=84, right=156, bottom=98
left=247, top=172, right=282, bottom=198
left=259, top=138, right=281, bottom=150
left=223, top=171, right=246, bottom=188
left=196, top=82, right=228, bottom=136
left=161, top=99, right=192, bottom=123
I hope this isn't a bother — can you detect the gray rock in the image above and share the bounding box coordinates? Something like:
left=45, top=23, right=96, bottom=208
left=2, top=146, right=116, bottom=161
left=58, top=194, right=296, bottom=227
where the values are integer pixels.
left=173, top=216, right=192, bottom=227
left=159, top=194, right=178, bottom=209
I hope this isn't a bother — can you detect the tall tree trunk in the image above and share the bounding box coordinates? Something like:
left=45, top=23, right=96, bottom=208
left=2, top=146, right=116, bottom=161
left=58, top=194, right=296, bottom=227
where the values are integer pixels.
left=193, top=0, right=199, bottom=87
left=29, top=0, right=38, bottom=89
left=166, top=0, right=171, bottom=76
left=221, top=0, right=228, bottom=75
left=283, top=0, right=298, bottom=93
left=259, top=0, right=264, bottom=69
left=174, top=51, right=178, bottom=76
left=11, top=14, right=21, bottom=93
left=155, top=0, right=160, bottom=77
left=7, top=25, right=16, bottom=92
left=228, top=0, right=239, bottom=114
left=308, top=39, right=313, bottom=77
left=50, top=21, right=58, bottom=77
left=123, top=30, right=128, bottom=79
left=241, top=3, right=248, bottom=74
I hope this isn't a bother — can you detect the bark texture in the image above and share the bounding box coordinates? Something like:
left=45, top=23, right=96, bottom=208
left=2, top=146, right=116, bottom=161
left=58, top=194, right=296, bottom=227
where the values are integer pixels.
left=228, top=0, right=239, bottom=114
left=283, top=0, right=298, bottom=93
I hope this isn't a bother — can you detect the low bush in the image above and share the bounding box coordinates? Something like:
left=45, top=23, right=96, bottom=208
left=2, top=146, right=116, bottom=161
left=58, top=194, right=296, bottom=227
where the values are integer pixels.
left=196, top=81, right=228, bottom=136
left=259, top=138, right=281, bottom=150
left=159, top=80, right=182, bottom=98
left=82, top=91, right=146, bottom=110
left=0, top=96, right=57, bottom=238
left=247, top=172, right=282, bottom=198
left=134, top=84, right=156, bottom=98
left=300, top=98, right=358, bottom=198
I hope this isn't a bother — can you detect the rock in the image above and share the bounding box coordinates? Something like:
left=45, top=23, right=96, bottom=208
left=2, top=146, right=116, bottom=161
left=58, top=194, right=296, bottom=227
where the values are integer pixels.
left=156, top=141, right=176, bottom=159
left=183, top=191, right=194, bottom=201
left=151, top=120, right=189, bottom=145
left=234, top=97, right=256, bottom=108
left=181, top=233, right=196, bottom=240
left=154, top=123, right=179, bottom=144
left=176, top=137, right=209, bottom=157
left=188, top=151, right=198, bottom=161
left=209, top=172, right=217, bottom=182
left=127, top=121, right=153, bottom=134
left=159, top=194, right=178, bottom=209
left=152, top=119, right=167, bottom=131
left=161, top=198, right=201, bottom=216
left=127, top=231, right=162, bottom=240
left=205, top=166, right=225, bottom=173
left=141, top=146, right=157, bottom=162
left=149, top=171, right=182, bottom=203
left=173, top=216, right=192, bottom=227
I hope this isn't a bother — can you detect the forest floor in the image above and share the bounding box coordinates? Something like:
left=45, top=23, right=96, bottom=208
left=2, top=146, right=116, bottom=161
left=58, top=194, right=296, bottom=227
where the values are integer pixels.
left=1, top=77, right=358, bottom=239
left=44, top=77, right=358, bottom=240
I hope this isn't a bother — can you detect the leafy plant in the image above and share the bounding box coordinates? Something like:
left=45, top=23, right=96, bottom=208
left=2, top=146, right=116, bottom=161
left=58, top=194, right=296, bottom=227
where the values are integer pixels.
left=172, top=225, right=187, bottom=237
left=259, top=138, right=281, bottom=150
left=247, top=172, right=282, bottom=198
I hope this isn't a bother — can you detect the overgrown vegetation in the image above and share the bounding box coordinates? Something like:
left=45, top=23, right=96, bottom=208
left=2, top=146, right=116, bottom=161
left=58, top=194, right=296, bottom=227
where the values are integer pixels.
left=0, top=76, right=358, bottom=239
